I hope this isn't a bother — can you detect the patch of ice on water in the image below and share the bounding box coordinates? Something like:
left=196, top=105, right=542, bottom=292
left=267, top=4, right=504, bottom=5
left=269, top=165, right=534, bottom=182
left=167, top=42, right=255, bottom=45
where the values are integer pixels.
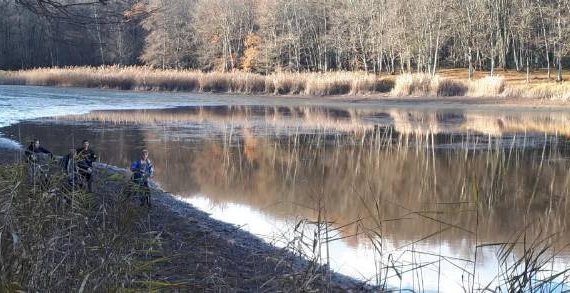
left=0, top=136, right=21, bottom=150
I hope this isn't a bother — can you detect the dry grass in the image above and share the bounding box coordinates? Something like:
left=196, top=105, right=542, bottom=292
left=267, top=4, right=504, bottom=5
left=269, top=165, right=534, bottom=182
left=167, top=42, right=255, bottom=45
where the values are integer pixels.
left=1, top=66, right=568, bottom=100
left=391, top=74, right=435, bottom=96
left=0, top=158, right=365, bottom=291
left=440, top=68, right=570, bottom=100
left=391, top=73, right=505, bottom=97
left=431, top=76, right=468, bottom=96
left=390, top=69, right=569, bottom=99
left=0, top=162, right=154, bottom=291
left=467, top=76, right=506, bottom=97
left=270, top=72, right=307, bottom=95
left=504, top=83, right=570, bottom=100
left=0, top=66, right=393, bottom=96
left=438, top=68, right=570, bottom=86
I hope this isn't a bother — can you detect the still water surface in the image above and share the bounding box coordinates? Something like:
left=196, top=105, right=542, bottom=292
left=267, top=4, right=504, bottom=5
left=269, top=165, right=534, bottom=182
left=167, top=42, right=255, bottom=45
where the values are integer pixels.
left=1, top=86, right=570, bottom=292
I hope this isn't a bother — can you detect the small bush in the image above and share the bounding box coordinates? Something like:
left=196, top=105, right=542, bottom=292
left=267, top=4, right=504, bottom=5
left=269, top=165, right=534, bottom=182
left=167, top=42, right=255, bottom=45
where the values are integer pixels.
left=271, top=73, right=306, bottom=95
left=433, top=77, right=468, bottom=96
left=228, top=72, right=266, bottom=94
left=391, top=74, right=436, bottom=96
left=374, top=78, right=395, bottom=93
left=199, top=73, right=230, bottom=92
left=391, top=74, right=414, bottom=96
left=305, top=75, right=351, bottom=96
left=468, top=76, right=506, bottom=97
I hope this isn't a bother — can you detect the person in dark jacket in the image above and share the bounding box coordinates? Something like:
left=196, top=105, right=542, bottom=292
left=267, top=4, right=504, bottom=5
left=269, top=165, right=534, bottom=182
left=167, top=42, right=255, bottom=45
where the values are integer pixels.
left=76, top=140, right=97, bottom=192
left=131, top=149, right=154, bottom=207
left=24, top=139, right=53, bottom=188
left=25, top=139, right=52, bottom=162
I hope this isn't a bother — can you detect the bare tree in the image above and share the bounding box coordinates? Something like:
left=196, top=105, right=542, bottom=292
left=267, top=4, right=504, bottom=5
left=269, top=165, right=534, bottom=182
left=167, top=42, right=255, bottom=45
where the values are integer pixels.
left=2, top=0, right=569, bottom=78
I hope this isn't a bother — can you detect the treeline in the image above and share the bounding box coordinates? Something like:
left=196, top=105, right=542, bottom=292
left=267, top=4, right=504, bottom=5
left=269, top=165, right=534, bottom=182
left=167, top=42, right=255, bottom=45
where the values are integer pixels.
left=1, top=0, right=569, bottom=79
left=0, top=0, right=144, bottom=68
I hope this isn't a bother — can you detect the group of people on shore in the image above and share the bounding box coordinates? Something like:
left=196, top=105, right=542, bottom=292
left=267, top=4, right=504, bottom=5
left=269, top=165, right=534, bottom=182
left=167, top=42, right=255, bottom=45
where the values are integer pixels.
left=25, top=139, right=155, bottom=207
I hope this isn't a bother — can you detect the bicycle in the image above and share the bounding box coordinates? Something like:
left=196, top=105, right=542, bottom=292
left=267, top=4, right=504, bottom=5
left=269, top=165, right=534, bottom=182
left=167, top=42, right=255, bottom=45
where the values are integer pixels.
left=127, top=173, right=152, bottom=208
left=26, top=153, right=55, bottom=191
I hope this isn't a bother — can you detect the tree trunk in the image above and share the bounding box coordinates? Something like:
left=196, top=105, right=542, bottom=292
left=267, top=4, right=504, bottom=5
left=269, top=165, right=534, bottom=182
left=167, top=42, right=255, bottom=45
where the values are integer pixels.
left=468, top=47, right=473, bottom=80
left=513, top=39, right=520, bottom=71
left=526, top=52, right=530, bottom=83
left=93, top=5, right=105, bottom=65
left=538, top=5, right=551, bottom=80
left=557, top=2, right=563, bottom=82
left=432, top=13, right=442, bottom=77
left=491, top=50, right=495, bottom=76
left=390, top=53, right=396, bottom=74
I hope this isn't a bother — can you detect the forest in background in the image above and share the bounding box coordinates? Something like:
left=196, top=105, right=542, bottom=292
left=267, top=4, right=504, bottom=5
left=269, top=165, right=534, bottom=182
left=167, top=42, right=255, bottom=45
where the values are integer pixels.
left=1, top=0, right=570, bottom=80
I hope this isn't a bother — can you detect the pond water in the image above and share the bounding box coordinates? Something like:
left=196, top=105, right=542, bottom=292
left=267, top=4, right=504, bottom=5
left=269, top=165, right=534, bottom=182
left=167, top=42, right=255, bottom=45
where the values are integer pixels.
left=1, top=85, right=570, bottom=292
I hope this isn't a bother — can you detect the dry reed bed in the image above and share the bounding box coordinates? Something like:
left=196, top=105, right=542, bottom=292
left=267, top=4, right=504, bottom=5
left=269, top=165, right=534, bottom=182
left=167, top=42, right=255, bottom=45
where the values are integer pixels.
left=2, top=67, right=568, bottom=100
left=391, top=73, right=570, bottom=100
left=0, top=67, right=394, bottom=96
left=391, top=74, right=506, bottom=97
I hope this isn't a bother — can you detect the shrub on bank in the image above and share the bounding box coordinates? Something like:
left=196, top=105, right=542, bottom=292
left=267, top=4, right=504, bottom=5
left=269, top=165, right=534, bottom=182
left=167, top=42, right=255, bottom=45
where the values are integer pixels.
left=391, top=74, right=434, bottom=96
left=503, top=83, right=570, bottom=101
left=228, top=72, right=266, bottom=94
left=468, top=76, right=506, bottom=97
left=391, top=74, right=506, bottom=97
left=433, top=77, right=468, bottom=96
left=0, top=163, right=151, bottom=291
left=0, top=71, right=24, bottom=85
left=271, top=73, right=306, bottom=95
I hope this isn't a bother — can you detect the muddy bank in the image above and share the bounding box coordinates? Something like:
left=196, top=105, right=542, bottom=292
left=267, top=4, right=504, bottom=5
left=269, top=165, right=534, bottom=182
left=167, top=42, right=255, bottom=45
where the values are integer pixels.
left=92, top=163, right=372, bottom=292
left=0, top=145, right=371, bottom=291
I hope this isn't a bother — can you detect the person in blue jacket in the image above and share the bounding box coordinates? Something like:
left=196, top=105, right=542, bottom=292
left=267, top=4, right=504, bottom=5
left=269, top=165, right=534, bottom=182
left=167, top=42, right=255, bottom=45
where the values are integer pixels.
left=131, top=149, right=154, bottom=207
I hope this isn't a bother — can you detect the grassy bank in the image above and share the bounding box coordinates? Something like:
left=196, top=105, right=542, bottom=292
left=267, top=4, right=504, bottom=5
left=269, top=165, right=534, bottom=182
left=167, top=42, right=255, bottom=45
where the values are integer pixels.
left=1, top=66, right=569, bottom=100
left=0, top=161, right=366, bottom=291
left=0, top=163, right=148, bottom=291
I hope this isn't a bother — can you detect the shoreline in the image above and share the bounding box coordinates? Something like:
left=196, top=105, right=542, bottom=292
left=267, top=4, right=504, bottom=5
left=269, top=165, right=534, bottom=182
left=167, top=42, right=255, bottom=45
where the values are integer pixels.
left=0, top=150, right=372, bottom=291
left=3, top=83, right=570, bottom=111
left=92, top=163, right=374, bottom=291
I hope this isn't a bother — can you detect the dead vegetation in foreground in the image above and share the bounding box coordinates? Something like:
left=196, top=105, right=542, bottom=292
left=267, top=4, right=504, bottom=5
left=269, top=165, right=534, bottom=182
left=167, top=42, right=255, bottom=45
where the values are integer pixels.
left=1, top=66, right=570, bottom=100
left=0, top=162, right=367, bottom=292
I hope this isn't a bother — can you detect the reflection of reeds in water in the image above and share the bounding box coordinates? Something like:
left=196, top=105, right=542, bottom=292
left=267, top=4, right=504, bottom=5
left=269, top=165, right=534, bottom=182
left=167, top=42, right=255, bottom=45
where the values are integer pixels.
left=183, top=130, right=568, bottom=244
left=61, top=106, right=377, bottom=134
left=61, top=106, right=570, bottom=137
left=147, top=125, right=570, bottom=290
left=462, top=113, right=570, bottom=137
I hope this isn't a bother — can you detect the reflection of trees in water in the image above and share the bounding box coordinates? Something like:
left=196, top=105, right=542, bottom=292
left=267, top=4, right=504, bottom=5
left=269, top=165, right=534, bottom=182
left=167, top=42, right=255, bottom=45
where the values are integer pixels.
left=146, top=126, right=570, bottom=253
